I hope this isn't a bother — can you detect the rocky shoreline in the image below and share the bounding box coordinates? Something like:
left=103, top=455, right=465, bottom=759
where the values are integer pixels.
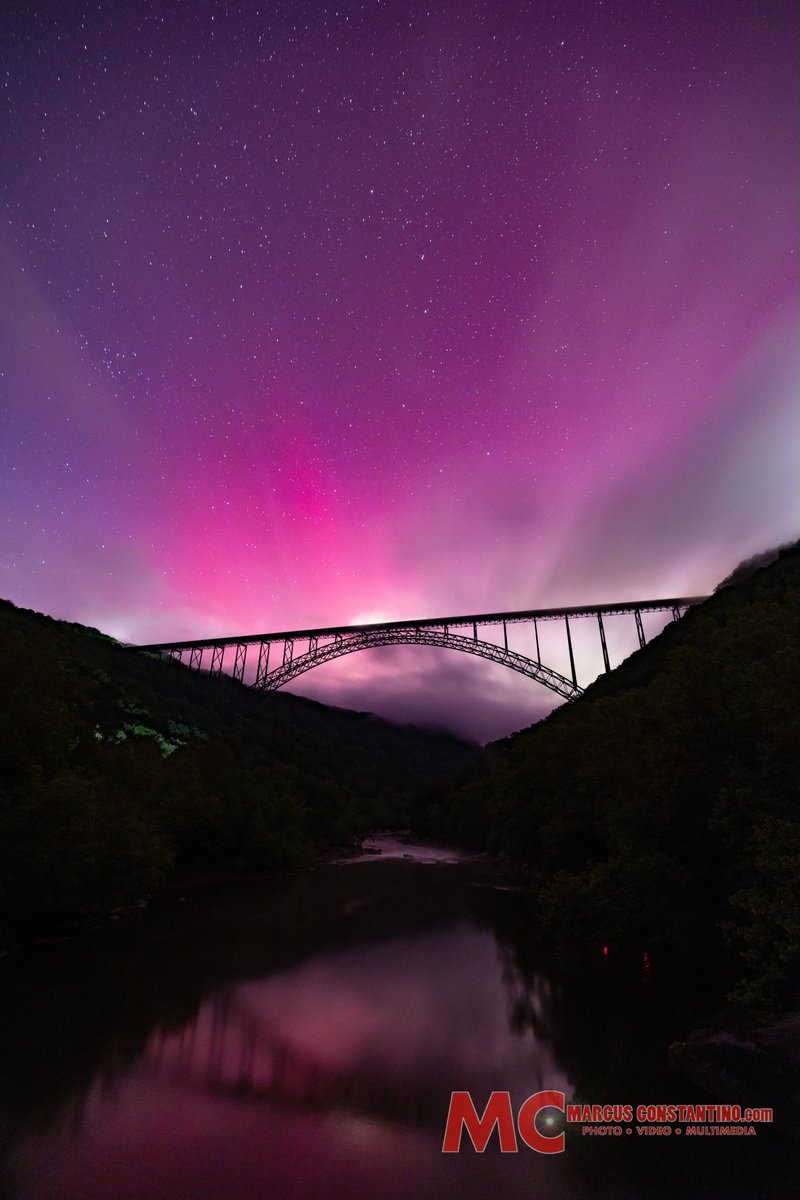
left=670, top=1013, right=800, bottom=1132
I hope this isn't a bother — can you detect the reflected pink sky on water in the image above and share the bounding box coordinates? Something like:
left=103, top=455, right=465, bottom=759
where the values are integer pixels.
left=5, top=848, right=793, bottom=1199
left=10, top=924, right=572, bottom=1200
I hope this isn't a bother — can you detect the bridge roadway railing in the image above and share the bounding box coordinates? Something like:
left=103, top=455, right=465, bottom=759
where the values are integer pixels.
left=136, top=596, right=708, bottom=702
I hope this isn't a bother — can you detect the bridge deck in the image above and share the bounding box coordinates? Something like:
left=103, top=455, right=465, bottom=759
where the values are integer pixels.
left=139, top=596, right=708, bottom=652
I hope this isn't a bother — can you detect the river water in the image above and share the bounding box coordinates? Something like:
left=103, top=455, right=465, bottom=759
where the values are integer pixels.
left=0, top=837, right=793, bottom=1198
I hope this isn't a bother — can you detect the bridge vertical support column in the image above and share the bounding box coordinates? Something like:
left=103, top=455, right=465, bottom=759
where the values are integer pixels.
left=282, top=639, right=294, bottom=666
left=533, top=617, right=540, bottom=663
left=597, top=611, right=610, bottom=673
left=255, top=642, right=270, bottom=689
left=210, top=645, right=225, bottom=679
left=232, top=643, right=247, bottom=683
left=189, top=646, right=203, bottom=673
left=671, top=605, right=682, bottom=622
left=564, top=615, right=577, bottom=689
left=472, top=622, right=478, bottom=643
left=634, top=609, right=646, bottom=649
left=502, top=620, right=508, bottom=652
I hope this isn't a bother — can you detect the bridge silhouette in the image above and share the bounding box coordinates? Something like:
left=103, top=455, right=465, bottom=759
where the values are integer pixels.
left=139, top=595, right=707, bottom=701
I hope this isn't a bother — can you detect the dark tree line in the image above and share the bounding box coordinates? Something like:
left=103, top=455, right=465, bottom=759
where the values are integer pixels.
left=412, top=543, right=800, bottom=1012
left=0, top=600, right=475, bottom=942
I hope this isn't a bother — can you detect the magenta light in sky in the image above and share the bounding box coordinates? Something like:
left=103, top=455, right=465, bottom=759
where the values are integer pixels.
left=1, top=0, right=797, bottom=740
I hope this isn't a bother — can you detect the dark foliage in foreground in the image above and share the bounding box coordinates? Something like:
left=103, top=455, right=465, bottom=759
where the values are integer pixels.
left=413, top=542, right=800, bottom=1011
left=0, top=602, right=475, bottom=941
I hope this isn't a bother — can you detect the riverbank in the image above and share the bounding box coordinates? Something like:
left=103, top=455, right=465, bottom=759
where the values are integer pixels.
left=670, top=1014, right=800, bottom=1134
left=410, top=545, right=800, bottom=1019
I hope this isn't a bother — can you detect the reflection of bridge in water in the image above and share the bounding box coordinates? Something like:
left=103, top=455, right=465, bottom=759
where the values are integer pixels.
left=145, top=990, right=450, bottom=1129
left=138, top=596, right=707, bottom=701
left=144, top=972, right=558, bottom=1131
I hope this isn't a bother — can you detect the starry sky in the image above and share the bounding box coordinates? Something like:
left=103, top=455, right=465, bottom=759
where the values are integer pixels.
left=1, top=0, right=797, bottom=742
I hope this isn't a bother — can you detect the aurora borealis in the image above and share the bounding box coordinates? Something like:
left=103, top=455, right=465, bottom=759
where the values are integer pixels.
left=1, top=1, right=797, bottom=741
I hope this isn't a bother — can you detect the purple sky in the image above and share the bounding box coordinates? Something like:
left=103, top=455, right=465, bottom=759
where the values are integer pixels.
left=1, top=0, right=797, bottom=741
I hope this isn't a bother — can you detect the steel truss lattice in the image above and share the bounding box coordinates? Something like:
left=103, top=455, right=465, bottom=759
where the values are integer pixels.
left=254, top=626, right=581, bottom=700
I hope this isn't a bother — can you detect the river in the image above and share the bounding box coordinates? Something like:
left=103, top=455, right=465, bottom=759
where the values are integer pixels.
left=0, top=837, right=793, bottom=1198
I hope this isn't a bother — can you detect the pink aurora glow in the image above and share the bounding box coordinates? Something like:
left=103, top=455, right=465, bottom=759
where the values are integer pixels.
left=1, top=1, right=797, bottom=740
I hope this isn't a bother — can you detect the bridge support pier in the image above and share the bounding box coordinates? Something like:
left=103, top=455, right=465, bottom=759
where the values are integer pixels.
left=634, top=609, right=646, bottom=650
left=233, top=643, right=247, bottom=683
left=564, top=615, right=577, bottom=689
left=597, top=612, right=610, bottom=673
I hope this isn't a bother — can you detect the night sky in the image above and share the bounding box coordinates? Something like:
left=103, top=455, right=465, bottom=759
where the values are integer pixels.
left=2, top=1, right=797, bottom=741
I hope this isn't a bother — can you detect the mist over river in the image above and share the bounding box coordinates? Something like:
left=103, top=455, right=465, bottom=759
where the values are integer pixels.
left=0, top=838, right=792, bottom=1199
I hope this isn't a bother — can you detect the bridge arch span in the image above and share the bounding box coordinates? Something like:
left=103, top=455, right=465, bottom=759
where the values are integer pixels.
left=256, top=627, right=580, bottom=701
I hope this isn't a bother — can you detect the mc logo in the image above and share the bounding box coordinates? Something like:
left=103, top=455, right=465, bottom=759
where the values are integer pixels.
left=442, top=1090, right=565, bottom=1155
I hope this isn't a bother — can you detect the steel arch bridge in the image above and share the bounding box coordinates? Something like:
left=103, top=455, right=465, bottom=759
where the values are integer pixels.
left=138, top=596, right=707, bottom=702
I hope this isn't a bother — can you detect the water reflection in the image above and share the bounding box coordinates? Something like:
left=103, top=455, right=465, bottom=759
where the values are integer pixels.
left=142, top=926, right=567, bottom=1132
left=0, top=841, right=793, bottom=1199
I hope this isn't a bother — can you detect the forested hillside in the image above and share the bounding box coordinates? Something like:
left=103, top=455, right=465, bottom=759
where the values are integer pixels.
left=413, top=543, right=800, bottom=1010
left=0, top=601, right=475, bottom=941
